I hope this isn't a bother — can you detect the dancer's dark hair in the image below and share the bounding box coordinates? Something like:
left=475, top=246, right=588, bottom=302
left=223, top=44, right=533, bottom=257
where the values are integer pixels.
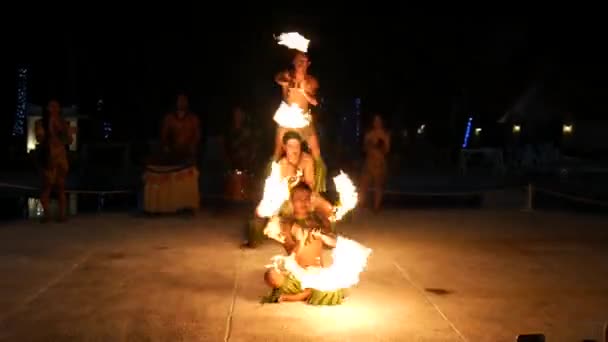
left=282, top=130, right=303, bottom=145
left=290, top=181, right=312, bottom=198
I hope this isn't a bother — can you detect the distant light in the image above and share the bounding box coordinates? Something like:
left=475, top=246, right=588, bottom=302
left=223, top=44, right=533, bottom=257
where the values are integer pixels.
left=417, top=124, right=425, bottom=135
left=103, top=121, right=112, bottom=139
left=474, top=127, right=482, bottom=136
left=562, top=124, right=573, bottom=134
left=512, top=124, right=521, bottom=133
left=462, top=117, right=473, bottom=148
left=12, top=67, right=28, bottom=136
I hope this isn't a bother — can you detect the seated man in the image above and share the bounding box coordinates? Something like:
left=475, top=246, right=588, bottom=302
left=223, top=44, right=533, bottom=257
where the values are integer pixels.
left=243, top=131, right=333, bottom=248
left=262, top=182, right=344, bottom=305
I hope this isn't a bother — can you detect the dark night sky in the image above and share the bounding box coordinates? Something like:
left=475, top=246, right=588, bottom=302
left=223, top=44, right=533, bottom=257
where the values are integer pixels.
left=4, top=7, right=608, bottom=142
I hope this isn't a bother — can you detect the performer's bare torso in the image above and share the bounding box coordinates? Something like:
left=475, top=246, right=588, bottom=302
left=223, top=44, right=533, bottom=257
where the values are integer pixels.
left=279, top=72, right=318, bottom=113
left=162, top=112, right=200, bottom=158
left=280, top=215, right=330, bottom=268
left=364, top=129, right=390, bottom=165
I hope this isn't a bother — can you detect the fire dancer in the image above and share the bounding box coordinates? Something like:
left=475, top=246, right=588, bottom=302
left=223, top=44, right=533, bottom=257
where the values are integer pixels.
left=262, top=182, right=344, bottom=305
left=273, top=52, right=327, bottom=193
left=244, top=131, right=334, bottom=248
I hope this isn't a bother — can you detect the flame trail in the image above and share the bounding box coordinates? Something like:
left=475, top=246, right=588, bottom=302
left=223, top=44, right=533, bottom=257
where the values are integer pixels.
left=332, top=171, right=358, bottom=221
left=273, top=101, right=311, bottom=129
left=267, top=236, right=372, bottom=291
left=275, top=32, right=310, bottom=53
left=256, top=162, right=290, bottom=218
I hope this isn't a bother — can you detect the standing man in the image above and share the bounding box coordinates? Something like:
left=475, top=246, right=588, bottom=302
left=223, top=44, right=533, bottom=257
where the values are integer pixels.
left=161, top=93, right=201, bottom=164
left=35, top=99, right=75, bottom=222
left=359, top=114, right=391, bottom=212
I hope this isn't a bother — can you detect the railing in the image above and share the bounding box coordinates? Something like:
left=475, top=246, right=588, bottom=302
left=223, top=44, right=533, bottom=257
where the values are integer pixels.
left=2, top=180, right=607, bottom=217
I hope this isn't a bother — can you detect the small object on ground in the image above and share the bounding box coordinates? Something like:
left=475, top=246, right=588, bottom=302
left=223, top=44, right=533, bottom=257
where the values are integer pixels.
left=516, top=334, right=545, bottom=342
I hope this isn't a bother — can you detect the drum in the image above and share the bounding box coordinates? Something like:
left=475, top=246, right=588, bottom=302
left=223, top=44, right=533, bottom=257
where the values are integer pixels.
left=225, top=169, right=251, bottom=201
left=143, top=164, right=200, bottom=213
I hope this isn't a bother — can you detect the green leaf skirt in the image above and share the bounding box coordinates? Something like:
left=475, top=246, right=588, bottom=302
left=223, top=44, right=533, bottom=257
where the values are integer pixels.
left=261, top=273, right=344, bottom=306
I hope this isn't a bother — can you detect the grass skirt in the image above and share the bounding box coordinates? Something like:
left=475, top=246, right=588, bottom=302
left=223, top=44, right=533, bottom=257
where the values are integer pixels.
left=261, top=273, right=344, bottom=306
left=280, top=236, right=371, bottom=292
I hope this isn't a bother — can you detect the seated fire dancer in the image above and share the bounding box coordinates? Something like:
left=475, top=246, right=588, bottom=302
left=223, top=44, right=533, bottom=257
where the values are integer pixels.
left=272, top=51, right=327, bottom=193
left=261, top=182, right=344, bottom=305
left=243, top=131, right=334, bottom=248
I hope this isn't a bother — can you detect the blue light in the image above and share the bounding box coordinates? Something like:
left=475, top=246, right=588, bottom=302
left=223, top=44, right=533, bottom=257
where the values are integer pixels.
left=102, top=121, right=112, bottom=139
left=462, top=116, right=473, bottom=148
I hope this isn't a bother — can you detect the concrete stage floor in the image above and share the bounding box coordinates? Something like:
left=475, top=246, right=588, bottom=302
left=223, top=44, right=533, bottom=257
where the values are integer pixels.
left=0, top=210, right=606, bottom=342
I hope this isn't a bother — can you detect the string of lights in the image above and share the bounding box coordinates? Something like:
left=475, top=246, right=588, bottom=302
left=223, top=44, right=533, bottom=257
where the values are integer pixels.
left=12, top=67, right=28, bottom=136
left=97, top=98, right=112, bottom=140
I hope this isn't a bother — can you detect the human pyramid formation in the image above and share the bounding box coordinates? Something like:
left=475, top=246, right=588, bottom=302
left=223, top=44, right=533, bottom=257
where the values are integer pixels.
left=244, top=32, right=371, bottom=306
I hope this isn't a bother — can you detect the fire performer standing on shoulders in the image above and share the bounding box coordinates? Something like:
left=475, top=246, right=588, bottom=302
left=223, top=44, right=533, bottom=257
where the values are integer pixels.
left=272, top=34, right=327, bottom=193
